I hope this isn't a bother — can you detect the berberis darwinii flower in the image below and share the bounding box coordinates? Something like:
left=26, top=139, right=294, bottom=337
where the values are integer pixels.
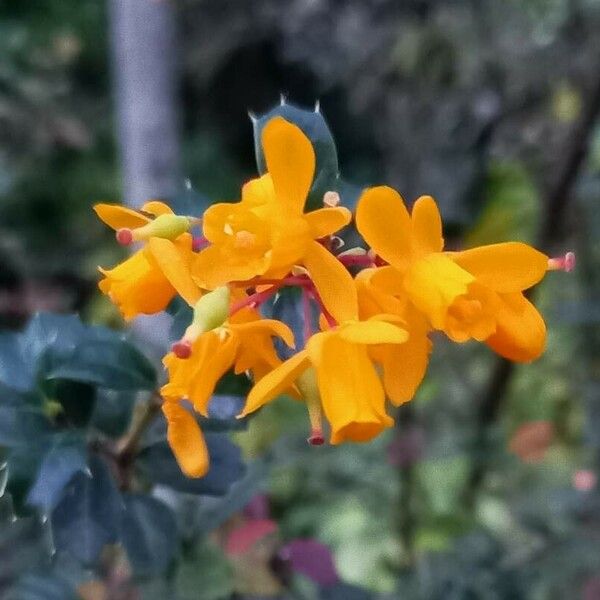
left=94, top=107, right=575, bottom=478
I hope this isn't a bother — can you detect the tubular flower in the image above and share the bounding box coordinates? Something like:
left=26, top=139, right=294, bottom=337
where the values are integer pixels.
left=99, top=234, right=195, bottom=320
left=356, top=269, right=432, bottom=406
left=161, top=308, right=294, bottom=477
left=239, top=317, right=409, bottom=445
left=95, top=200, right=198, bottom=320
left=356, top=187, right=551, bottom=362
left=192, top=116, right=356, bottom=323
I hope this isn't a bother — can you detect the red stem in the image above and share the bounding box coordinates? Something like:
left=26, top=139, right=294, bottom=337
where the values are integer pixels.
left=229, top=283, right=283, bottom=316
left=337, top=254, right=375, bottom=267
left=302, top=287, right=314, bottom=343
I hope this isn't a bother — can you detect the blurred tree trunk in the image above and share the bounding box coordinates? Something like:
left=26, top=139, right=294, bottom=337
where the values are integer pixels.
left=108, top=0, right=181, bottom=207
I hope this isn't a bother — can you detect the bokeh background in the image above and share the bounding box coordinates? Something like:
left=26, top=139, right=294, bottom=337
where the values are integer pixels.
left=1, top=1, right=600, bottom=598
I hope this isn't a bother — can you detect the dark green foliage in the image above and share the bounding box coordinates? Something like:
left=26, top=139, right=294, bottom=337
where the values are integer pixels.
left=121, top=494, right=178, bottom=576
left=51, top=454, right=122, bottom=565
left=6, top=574, right=79, bottom=600
left=0, top=312, right=248, bottom=594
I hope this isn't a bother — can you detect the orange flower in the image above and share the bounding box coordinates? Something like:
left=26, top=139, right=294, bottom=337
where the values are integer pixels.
left=193, top=117, right=356, bottom=324
left=356, top=269, right=432, bottom=406
left=240, top=317, right=408, bottom=445
left=146, top=238, right=295, bottom=477
left=356, top=187, right=551, bottom=362
left=95, top=200, right=197, bottom=320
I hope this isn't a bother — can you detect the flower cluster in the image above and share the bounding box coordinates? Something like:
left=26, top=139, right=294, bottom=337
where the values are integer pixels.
left=95, top=115, right=574, bottom=477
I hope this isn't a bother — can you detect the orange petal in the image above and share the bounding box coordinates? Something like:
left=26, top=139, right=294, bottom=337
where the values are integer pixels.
left=262, top=117, right=315, bottom=215
left=304, top=207, right=352, bottom=239
left=233, top=319, right=295, bottom=349
left=404, top=254, right=474, bottom=329
left=147, top=236, right=202, bottom=306
left=338, top=320, right=408, bottom=345
left=162, top=401, right=209, bottom=478
left=380, top=308, right=431, bottom=405
left=98, top=249, right=175, bottom=320
left=141, top=200, right=174, bottom=217
left=189, top=333, right=238, bottom=415
left=240, top=350, right=310, bottom=416
left=202, top=203, right=238, bottom=244
left=241, top=174, right=276, bottom=207
left=303, top=240, right=358, bottom=323
left=485, top=292, right=546, bottom=362
left=355, top=186, right=411, bottom=270
left=411, top=195, right=444, bottom=256
left=192, top=245, right=270, bottom=289
left=93, top=203, right=150, bottom=231
left=452, top=242, right=549, bottom=292
left=316, top=336, right=393, bottom=444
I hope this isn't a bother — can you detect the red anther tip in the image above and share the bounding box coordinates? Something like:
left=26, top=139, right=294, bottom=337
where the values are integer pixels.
left=564, top=251, right=576, bottom=272
left=116, top=228, right=133, bottom=246
left=192, top=237, right=204, bottom=251
left=172, top=340, right=192, bottom=359
left=307, top=431, right=325, bottom=446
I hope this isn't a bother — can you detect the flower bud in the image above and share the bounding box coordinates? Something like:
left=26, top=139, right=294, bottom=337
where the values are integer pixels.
left=171, top=287, right=231, bottom=359
left=116, top=214, right=192, bottom=246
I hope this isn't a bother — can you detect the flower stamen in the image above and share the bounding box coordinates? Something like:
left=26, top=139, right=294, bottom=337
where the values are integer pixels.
left=547, top=251, right=576, bottom=272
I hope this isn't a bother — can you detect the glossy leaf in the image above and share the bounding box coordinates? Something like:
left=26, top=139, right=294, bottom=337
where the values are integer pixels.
left=47, top=338, right=156, bottom=391
left=51, top=455, right=122, bottom=565
left=27, top=435, right=87, bottom=514
left=121, top=494, right=178, bottom=576
left=6, top=574, right=78, bottom=600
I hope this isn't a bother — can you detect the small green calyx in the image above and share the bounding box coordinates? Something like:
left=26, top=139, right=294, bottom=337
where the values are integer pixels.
left=143, top=214, right=191, bottom=240
left=193, top=286, right=231, bottom=332
left=172, top=287, right=231, bottom=359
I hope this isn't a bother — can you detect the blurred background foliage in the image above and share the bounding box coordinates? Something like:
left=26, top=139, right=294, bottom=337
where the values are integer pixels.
left=1, top=0, right=600, bottom=598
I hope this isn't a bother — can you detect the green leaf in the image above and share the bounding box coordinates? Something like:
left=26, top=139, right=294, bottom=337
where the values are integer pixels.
left=0, top=332, right=34, bottom=392
left=51, top=454, right=122, bottom=565
left=26, top=435, right=87, bottom=514
left=90, top=389, right=136, bottom=438
left=121, top=494, right=178, bottom=577
left=6, top=574, right=78, bottom=600
left=253, top=101, right=339, bottom=210
left=5, top=441, right=51, bottom=516
left=137, top=433, right=245, bottom=496
left=0, top=403, right=51, bottom=448
left=47, top=338, right=156, bottom=391
left=0, top=516, right=48, bottom=591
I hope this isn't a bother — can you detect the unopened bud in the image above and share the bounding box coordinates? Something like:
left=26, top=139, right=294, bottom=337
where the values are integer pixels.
left=171, top=287, right=231, bottom=359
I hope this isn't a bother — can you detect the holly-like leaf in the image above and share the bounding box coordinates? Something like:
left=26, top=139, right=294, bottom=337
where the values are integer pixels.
left=253, top=101, right=339, bottom=210
left=90, top=389, right=136, bottom=438
left=121, top=494, right=178, bottom=576
left=51, top=455, right=122, bottom=565
left=26, top=435, right=87, bottom=514
left=6, top=574, right=79, bottom=600
left=0, top=516, right=48, bottom=592
left=47, top=337, right=156, bottom=391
